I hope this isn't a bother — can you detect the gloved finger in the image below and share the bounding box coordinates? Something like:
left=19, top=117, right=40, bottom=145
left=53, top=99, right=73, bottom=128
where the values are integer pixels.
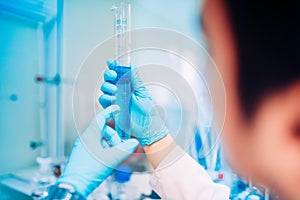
left=98, top=99, right=109, bottom=109
left=102, top=125, right=121, bottom=146
left=106, top=59, right=117, bottom=70
left=101, top=104, right=119, bottom=120
left=101, top=82, right=117, bottom=95
left=101, top=137, right=110, bottom=148
left=98, top=95, right=116, bottom=108
left=96, top=105, right=120, bottom=129
left=104, top=70, right=117, bottom=82
left=103, top=139, right=138, bottom=169
left=111, top=139, right=139, bottom=160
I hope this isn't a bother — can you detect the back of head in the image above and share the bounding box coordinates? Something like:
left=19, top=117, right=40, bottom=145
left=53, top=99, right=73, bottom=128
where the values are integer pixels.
left=202, top=0, right=300, bottom=198
left=226, top=0, right=300, bottom=118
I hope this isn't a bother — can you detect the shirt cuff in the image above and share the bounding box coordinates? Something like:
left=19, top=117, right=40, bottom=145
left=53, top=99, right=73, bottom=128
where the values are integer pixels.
left=149, top=145, right=187, bottom=193
left=149, top=145, right=231, bottom=199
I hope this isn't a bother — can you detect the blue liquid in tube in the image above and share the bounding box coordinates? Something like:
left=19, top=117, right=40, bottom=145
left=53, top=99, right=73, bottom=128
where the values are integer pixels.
left=112, top=65, right=131, bottom=140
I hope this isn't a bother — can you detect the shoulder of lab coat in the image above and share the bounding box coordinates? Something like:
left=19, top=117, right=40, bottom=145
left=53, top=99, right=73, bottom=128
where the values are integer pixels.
left=149, top=146, right=230, bottom=200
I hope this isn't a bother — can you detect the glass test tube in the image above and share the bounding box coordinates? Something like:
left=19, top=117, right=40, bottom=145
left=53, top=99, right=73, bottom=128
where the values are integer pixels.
left=112, top=3, right=131, bottom=140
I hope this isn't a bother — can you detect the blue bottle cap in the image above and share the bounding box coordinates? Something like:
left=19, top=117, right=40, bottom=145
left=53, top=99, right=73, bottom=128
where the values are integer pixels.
left=115, top=165, right=131, bottom=183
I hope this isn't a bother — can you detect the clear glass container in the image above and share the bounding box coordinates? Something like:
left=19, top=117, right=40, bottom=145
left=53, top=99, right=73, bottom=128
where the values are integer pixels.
left=111, top=3, right=132, bottom=140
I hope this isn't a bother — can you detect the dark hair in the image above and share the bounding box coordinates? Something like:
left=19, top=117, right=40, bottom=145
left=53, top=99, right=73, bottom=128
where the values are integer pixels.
left=225, top=0, right=300, bottom=117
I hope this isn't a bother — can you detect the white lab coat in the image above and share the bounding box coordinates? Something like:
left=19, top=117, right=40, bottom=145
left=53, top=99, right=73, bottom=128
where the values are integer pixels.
left=149, top=146, right=230, bottom=199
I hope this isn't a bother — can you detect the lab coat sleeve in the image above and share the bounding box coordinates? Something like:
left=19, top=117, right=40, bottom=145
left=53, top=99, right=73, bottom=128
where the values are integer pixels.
left=149, top=146, right=230, bottom=200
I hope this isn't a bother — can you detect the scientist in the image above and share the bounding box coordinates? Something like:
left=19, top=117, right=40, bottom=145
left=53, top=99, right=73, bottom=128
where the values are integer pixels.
left=46, top=0, right=299, bottom=199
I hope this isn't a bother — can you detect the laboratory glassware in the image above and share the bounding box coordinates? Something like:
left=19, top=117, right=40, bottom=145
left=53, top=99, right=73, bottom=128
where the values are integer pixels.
left=111, top=2, right=132, bottom=140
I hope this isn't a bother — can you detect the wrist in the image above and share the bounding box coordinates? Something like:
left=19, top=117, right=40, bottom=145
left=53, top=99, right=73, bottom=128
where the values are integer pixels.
left=143, top=134, right=177, bottom=169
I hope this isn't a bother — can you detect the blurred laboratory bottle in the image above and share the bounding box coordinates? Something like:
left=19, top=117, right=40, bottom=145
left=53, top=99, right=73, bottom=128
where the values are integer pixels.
left=110, top=165, right=133, bottom=200
left=31, top=157, right=56, bottom=199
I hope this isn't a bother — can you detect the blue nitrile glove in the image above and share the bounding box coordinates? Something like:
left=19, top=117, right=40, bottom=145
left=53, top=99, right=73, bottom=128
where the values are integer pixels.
left=57, top=105, right=138, bottom=198
left=99, top=60, right=168, bottom=146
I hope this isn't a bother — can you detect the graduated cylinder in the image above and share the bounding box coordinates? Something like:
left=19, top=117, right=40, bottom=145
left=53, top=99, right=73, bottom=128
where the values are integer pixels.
left=111, top=3, right=131, bottom=140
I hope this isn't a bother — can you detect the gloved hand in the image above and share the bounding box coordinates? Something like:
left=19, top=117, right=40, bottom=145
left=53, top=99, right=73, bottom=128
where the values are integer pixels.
left=57, top=105, right=138, bottom=198
left=99, top=60, right=168, bottom=146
